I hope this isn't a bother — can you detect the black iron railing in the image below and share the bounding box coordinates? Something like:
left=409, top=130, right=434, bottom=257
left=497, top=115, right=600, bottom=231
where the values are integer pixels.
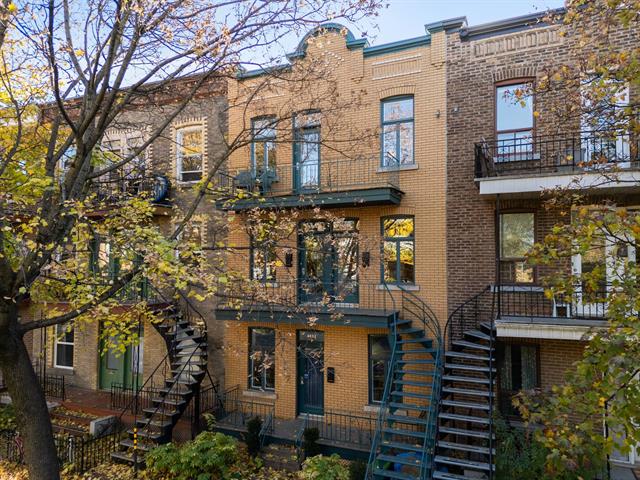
left=217, top=279, right=400, bottom=315
left=497, top=285, right=608, bottom=320
left=305, top=409, right=378, bottom=449
left=212, top=385, right=275, bottom=432
left=475, top=131, right=639, bottom=178
left=227, top=156, right=402, bottom=198
left=41, top=373, right=66, bottom=400
left=0, top=427, right=123, bottom=473
left=89, top=173, right=171, bottom=205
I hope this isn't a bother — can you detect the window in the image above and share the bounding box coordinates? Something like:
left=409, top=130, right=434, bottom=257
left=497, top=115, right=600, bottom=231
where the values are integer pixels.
left=176, top=126, right=204, bottom=182
left=249, top=328, right=275, bottom=390
left=382, top=216, right=415, bottom=284
left=250, top=239, right=276, bottom=283
left=382, top=97, right=414, bottom=167
left=499, top=213, right=534, bottom=284
left=54, top=323, right=74, bottom=369
left=498, top=343, right=539, bottom=417
left=176, top=220, right=205, bottom=261
left=90, top=235, right=116, bottom=280
left=369, top=335, right=391, bottom=403
left=294, top=111, right=321, bottom=190
left=495, top=82, right=534, bottom=158
left=251, top=118, right=277, bottom=173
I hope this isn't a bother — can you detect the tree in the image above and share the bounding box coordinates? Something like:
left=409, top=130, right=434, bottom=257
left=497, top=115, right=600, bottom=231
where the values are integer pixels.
left=514, top=1, right=640, bottom=477
left=0, top=1, right=382, bottom=478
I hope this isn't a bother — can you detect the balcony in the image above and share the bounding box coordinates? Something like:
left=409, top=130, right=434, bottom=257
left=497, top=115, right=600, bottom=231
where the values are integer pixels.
left=217, top=157, right=404, bottom=211
left=495, top=285, right=608, bottom=339
left=215, top=280, right=400, bottom=328
left=89, top=173, right=171, bottom=213
left=475, top=131, right=640, bottom=196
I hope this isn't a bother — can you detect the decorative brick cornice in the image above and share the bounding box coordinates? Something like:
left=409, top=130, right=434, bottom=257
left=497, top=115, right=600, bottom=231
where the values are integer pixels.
left=377, top=85, right=416, bottom=100
left=492, top=66, right=537, bottom=83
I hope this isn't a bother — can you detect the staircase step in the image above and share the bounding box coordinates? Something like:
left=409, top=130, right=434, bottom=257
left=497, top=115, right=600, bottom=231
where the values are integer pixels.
left=389, top=402, right=427, bottom=411
left=441, top=400, right=490, bottom=411
left=136, top=418, right=173, bottom=429
left=445, top=351, right=489, bottom=362
left=399, top=327, right=424, bottom=335
left=438, top=412, right=490, bottom=425
left=387, top=414, right=429, bottom=425
left=382, top=427, right=424, bottom=439
left=377, top=453, right=422, bottom=467
left=373, top=467, right=415, bottom=480
left=433, top=471, right=475, bottom=480
left=465, top=330, right=492, bottom=341
left=479, top=322, right=494, bottom=333
left=437, top=440, right=494, bottom=455
left=119, top=438, right=155, bottom=452
left=396, top=359, right=435, bottom=365
left=380, top=440, right=423, bottom=453
left=152, top=397, right=186, bottom=407
left=397, top=339, right=432, bottom=346
left=442, top=387, right=493, bottom=398
left=142, top=407, right=180, bottom=417
left=127, top=429, right=163, bottom=442
left=391, top=390, right=431, bottom=400
left=451, top=340, right=492, bottom=352
left=158, top=386, right=192, bottom=396
left=394, top=379, right=432, bottom=387
left=111, top=450, right=145, bottom=466
left=442, top=375, right=491, bottom=385
left=438, top=426, right=494, bottom=439
left=397, top=349, right=436, bottom=355
left=434, top=455, right=494, bottom=472
left=444, top=363, right=495, bottom=373
left=396, top=319, right=413, bottom=327
left=396, top=369, right=435, bottom=377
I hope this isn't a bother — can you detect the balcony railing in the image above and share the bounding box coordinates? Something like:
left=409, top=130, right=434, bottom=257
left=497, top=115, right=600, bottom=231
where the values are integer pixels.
left=228, top=156, right=401, bottom=198
left=475, top=130, right=639, bottom=178
left=89, top=173, right=170, bottom=205
left=497, top=285, right=608, bottom=321
left=217, top=279, right=401, bottom=316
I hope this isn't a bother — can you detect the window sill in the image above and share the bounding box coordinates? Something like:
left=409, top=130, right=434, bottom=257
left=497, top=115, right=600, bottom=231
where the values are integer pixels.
left=377, top=164, right=419, bottom=173
left=363, top=404, right=383, bottom=413
left=376, top=284, right=420, bottom=292
left=51, top=366, right=74, bottom=373
left=242, top=389, right=277, bottom=400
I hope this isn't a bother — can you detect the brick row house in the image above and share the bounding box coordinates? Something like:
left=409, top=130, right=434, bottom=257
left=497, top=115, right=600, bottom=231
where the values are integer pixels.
left=17, top=6, right=640, bottom=479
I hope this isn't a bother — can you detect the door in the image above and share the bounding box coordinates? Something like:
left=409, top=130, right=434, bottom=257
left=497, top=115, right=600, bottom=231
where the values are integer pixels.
left=572, top=234, right=635, bottom=317
left=294, top=127, right=320, bottom=192
left=99, top=330, right=144, bottom=390
left=297, top=330, right=324, bottom=415
left=298, top=221, right=359, bottom=304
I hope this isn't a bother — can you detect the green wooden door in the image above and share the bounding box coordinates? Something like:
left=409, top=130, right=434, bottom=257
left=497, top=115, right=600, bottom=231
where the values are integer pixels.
left=99, top=330, right=144, bottom=390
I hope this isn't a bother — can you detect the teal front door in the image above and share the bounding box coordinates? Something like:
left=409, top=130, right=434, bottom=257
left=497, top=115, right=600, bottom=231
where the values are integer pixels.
left=297, top=330, right=324, bottom=415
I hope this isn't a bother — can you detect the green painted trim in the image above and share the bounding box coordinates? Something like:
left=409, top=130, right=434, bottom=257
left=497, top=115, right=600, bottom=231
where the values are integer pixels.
left=460, top=8, right=565, bottom=39
left=363, top=36, right=430, bottom=58
left=424, top=16, right=467, bottom=34
left=218, top=187, right=404, bottom=211
left=237, top=64, right=291, bottom=79
left=214, top=307, right=394, bottom=328
left=346, top=38, right=368, bottom=50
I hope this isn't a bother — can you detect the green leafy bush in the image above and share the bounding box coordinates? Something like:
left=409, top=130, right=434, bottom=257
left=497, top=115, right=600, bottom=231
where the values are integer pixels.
left=145, top=431, right=239, bottom=480
left=245, top=416, right=262, bottom=457
left=302, top=427, right=321, bottom=458
left=348, top=459, right=367, bottom=480
left=0, top=405, right=16, bottom=430
left=300, top=454, right=349, bottom=480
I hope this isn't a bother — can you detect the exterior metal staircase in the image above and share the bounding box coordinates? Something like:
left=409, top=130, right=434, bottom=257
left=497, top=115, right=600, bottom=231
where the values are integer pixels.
left=367, top=287, right=444, bottom=480
left=433, top=287, right=497, bottom=480
left=111, top=300, right=211, bottom=467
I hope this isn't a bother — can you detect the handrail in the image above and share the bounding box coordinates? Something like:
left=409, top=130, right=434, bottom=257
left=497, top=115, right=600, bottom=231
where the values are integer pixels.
left=259, top=413, right=273, bottom=449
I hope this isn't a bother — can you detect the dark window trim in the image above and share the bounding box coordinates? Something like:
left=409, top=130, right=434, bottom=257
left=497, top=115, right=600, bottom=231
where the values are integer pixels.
left=248, top=327, right=276, bottom=391
left=497, top=210, right=537, bottom=285
left=497, top=341, right=541, bottom=419
left=380, top=215, right=416, bottom=285
left=494, top=78, right=536, bottom=158
left=368, top=334, right=391, bottom=404
left=250, top=116, right=277, bottom=172
left=380, top=95, right=415, bottom=167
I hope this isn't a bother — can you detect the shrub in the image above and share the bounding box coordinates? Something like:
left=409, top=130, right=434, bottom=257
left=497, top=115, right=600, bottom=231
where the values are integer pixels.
left=245, top=416, right=262, bottom=457
left=300, top=454, right=349, bottom=480
left=348, top=460, right=367, bottom=480
left=302, top=427, right=321, bottom=458
left=0, top=405, right=16, bottom=430
left=145, top=431, right=239, bottom=480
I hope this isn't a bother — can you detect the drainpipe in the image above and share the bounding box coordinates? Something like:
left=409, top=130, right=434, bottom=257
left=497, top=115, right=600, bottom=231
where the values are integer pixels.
left=495, top=194, right=501, bottom=318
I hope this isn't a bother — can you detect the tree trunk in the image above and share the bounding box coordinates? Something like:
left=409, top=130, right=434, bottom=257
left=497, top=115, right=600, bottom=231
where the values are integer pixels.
left=0, top=302, right=60, bottom=480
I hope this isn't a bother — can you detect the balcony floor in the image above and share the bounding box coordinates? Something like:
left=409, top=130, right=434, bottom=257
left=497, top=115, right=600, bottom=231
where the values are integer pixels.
left=496, top=316, right=608, bottom=340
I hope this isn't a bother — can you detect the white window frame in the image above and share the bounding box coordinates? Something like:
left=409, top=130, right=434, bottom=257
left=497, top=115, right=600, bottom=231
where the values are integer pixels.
left=176, top=125, right=204, bottom=183
left=53, top=323, right=74, bottom=370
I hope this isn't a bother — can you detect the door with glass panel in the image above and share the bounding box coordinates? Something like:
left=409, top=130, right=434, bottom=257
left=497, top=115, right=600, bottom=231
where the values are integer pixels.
left=251, top=118, right=277, bottom=192
left=99, top=329, right=144, bottom=390
left=381, top=97, right=414, bottom=167
left=294, top=112, right=320, bottom=192
left=572, top=234, right=635, bottom=317
left=297, top=330, right=324, bottom=415
left=495, top=82, right=534, bottom=161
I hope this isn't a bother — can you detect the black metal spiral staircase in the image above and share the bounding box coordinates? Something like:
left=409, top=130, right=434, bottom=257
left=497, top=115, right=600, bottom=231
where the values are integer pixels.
left=367, top=287, right=444, bottom=480
left=433, top=287, right=497, bottom=480
left=111, top=301, right=210, bottom=466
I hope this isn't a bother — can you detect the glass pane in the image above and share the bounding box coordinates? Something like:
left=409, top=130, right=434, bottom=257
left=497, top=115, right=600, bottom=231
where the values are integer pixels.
left=521, top=345, right=538, bottom=390
left=131, top=342, right=143, bottom=375
left=181, top=154, right=202, bottom=172
left=383, top=98, right=413, bottom=122
left=399, top=122, right=414, bottom=165
left=295, top=111, right=321, bottom=128
left=370, top=336, right=391, bottom=360
left=399, top=241, right=415, bottom=283
left=252, top=246, right=276, bottom=282
left=265, top=142, right=276, bottom=170
left=251, top=328, right=275, bottom=349
left=383, top=241, right=398, bottom=283
left=383, top=217, right=414, bottom=239
left=298, top=131, right=319, bottom=188
left=253, top=142, right=264, bottom=170
left=500, top=260, right=534, bottom=284
left=371, top=359, right=386, bottom=402
left=55, top=344, right=73, bottom=368
left=581, top=238, right=606, bottom=292
left=382, top=125, right=398, bottom=166
left=253, top=118, right=276, bottom=139
left=496, top=84, right=533, bottom=132
left=496, top=131, right=533, bottom=156
left=178, top=129, right=203, bottom=156
left=56, top=324, right=74, bottom=343
left=500, top=213, right=534, bottom=258
left=106, top=348, right=119, bottom=370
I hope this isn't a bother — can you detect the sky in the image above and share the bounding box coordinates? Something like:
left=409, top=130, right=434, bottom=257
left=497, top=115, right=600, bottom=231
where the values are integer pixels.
left=348, top=0, right=566, bottom=46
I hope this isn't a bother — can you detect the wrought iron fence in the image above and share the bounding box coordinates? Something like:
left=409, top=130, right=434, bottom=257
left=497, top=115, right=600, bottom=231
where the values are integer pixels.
left=226, top=156, right=402, bottom=198
left=211, top=385, right=275, bottom=433
left=40, top=373, right=66, bottom=400
left=0, top=427, right=123, bottom=473
left=110, top=382, right=219, bottom=420
left=497, top=285, right=608, bottom=320
left=475, top=130, right=639, bottom=178
left=305, top=409, right=377, bottom=449
left=89, top=173, right=171, bottom=205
